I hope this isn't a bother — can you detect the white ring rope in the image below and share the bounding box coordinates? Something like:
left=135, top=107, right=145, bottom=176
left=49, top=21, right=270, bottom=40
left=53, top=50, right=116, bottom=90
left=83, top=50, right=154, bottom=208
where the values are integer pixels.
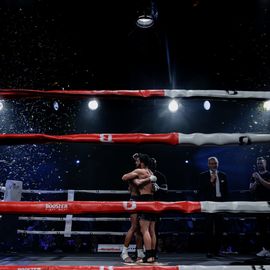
left=0, top=188, right=250, bottom=195
left=18, top=216, right=203, bottom=222
left=178, top=133, right=270, bottom=145
left=19, top=189, right=130, bottom=194
left=17, top=230, right=126, bottom=236
left=201, top=201, right=270, bottom=213
left=165, top=89, right=270, bottom=99
left=19, top=217, right=131, bottom=222
left=0, top=264, right=267, bottom=270
left=17, top=230, right=203, bottom=236
left=178, top=266, right=270, bottom=270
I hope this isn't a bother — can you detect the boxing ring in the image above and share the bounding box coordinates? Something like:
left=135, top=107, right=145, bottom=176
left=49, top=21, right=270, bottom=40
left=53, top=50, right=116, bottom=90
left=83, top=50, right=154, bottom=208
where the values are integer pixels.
left=0, top=89, right=270, bottom=269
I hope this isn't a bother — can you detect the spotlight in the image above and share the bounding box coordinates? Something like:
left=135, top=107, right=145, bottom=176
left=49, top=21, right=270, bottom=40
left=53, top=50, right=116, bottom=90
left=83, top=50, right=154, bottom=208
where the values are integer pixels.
left=168, top=99, right=179, bottom=112
left=88, top=99, right=99, bottom=111
left=136, top=0, right=157, bottom=29
left=136, top=14, right=154, bottom=28
left=76, top=160, right=80, bottom=164
left=53, top=101, right=59, bottom=111
left=263, top=100, right=270, bottom=111
left=185, top=160, right=189, bottom=164
left=203, top=100, right=211, bottom=110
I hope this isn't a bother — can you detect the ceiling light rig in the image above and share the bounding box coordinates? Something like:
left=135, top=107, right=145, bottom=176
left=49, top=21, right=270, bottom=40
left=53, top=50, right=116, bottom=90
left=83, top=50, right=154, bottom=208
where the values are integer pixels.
left=136, top=0, right=158, bottom=29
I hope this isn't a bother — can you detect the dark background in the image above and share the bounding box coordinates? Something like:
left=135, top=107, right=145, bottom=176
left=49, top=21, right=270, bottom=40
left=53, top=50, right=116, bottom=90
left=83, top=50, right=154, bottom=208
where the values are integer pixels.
left=0, top=0, right=269, bottom=90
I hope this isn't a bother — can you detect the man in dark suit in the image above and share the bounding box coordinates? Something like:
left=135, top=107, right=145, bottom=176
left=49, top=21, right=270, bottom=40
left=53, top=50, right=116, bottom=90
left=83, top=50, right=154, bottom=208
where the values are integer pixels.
left=198, top=156, right=228, bottom=257
left=199, top=157, right=228, bottom=201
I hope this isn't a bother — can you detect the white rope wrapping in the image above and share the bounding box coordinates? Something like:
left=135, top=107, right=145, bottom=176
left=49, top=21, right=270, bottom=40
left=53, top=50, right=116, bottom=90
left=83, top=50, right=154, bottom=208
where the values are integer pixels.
left=64, top=190, right=74, bottom=237
left=18, top=216, right=201, bottom=222
left=165, top=89, right=270, bottom=99
left=179, top=266, right=270, bottom=270
left=0, top=264, right=266, bottom=270
left=18, top=189, right=200, bottom=195
left=17, top=230, right=259, bottom=237
left=20, top=189, right=130, bottom=194
left=201, top=201, right=270, bottom=213
left=18, top=217, right=131, bottom=221
left=0, top=188, right=250, bottom=195
left=178, top=133, right=270, bottom=145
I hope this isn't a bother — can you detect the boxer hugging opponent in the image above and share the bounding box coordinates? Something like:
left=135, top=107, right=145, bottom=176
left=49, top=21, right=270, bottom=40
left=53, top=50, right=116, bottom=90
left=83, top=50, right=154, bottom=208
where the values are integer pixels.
left=121, top=153, right=158, bottom=263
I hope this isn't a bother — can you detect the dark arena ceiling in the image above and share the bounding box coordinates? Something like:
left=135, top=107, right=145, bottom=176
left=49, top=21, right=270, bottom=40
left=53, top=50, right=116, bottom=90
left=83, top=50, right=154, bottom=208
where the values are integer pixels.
left=0, top=0, right=269, bottom=91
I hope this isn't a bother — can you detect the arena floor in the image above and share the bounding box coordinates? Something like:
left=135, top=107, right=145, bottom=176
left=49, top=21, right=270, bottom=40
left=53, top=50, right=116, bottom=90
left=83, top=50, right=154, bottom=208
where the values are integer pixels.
left=0, top=253, right=269, bottom=266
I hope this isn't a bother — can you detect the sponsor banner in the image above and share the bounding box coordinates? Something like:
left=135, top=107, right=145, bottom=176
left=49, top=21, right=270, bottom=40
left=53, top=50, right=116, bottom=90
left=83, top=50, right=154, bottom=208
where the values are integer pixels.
left=97, top=244, right=136, bottom=253
left=45, top=203, right=68, bottom=211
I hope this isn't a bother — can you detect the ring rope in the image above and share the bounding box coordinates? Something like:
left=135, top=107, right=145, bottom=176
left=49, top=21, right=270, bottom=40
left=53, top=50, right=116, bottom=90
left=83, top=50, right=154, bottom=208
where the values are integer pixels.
left=0, top=201, right=200, bottom=214
left=0, top=265, right=269, bottom=269
left=17, top=230, right=255, bottom=236
left=0, top=89, right=270, bottom=99
left=0, top=188, right=250, bottom=195
left=20, top=189, right=130, bottom=194
left=17, top=230, right=205, bottom=236
left=18, top=216, right=204, bottom=222
left=0, top=132, right=269, bottom=145
left=17, top=230, right=126, bottom=236
left=19, top=217, right=131, bottom=222
left=1, top=201, right=270, bottom=214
